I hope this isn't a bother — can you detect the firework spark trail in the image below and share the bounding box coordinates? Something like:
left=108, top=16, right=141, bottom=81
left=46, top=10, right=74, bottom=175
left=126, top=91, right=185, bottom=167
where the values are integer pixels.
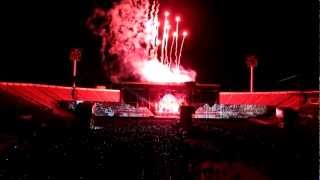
left=153, top=2, right=160, bottom=59
left=164, top=21, right=170, bottom=65
left=151, top=19, right=159, bottom=58
left=148, top=0, right=159, bottom=59
left=145, top=1, right=152, bottom=57
left=160, top=27, right=165, bottom=63
left=169, top=32, right=177, bottom=68
left=175, top=16, right=180, bottom=68
left=178, top=32, right=187, bottom=69
left=160, top=12, right=169, bottom=63
left=90, top=0, right=195, bottom=82
left=150, top=1, right=155, bottom=21
left=155, top=3, right=160, bottom=39
left=164, top=26, right=168, bottom=64
left=155, top=38, right=160, bottom=60
left=147, top=1, right=155, bottom=57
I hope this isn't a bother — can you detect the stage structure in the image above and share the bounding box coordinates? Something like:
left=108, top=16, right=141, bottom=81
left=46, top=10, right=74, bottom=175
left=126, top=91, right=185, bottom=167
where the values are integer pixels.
left=93, top=82, right=220, bottom=118
left=91, top=82, right=275, bottom=121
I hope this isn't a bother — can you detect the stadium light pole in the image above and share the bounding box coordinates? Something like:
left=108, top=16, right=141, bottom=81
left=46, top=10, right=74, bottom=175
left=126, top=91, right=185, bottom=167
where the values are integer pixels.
left=69, top=48, right=81, bottom=100
left=245, top=54, right=258, bottom=92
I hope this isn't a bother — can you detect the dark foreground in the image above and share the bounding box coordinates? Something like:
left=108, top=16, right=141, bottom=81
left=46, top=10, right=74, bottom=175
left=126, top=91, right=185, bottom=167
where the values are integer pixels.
left=0, top=117, right=317, bottom=180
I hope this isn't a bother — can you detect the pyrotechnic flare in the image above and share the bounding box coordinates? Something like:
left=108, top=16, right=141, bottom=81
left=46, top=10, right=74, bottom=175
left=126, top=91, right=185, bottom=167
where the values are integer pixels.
left=164, top=11, right=169, bottom=17
left=164, top=24, right=170, bottom=65
left=161, top=12, right=169, bottom=63
left=174, top=16, right=180, bottom=68
left=154, top=8, right=160, bottom=52
left=88, top=0, right=196, bottom=83
left=169, top=32, right=177, bottom=68
left=155, top=38, right=161, bottom=59
left=178, top=31, right=188, bottom=69
left=150, top=1, right=156, bottom=21
left=148, top=0, right=160, bottom=59
left=153, top=20, right=160, bottom=58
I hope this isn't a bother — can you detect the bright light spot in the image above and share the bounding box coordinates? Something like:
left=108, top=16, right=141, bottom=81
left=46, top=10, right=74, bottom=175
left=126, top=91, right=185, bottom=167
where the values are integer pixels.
left=136, top=59, right=196, bottom=83
left=164, top=11, right=170, bottom=17
left=173, top=32, right=177, bottom=37
left=175, top=16, right=181, bottom=22
left=183, top=31, right=188, bottom=36
left=156, top=93, right=183, bottom=114
left=276, top=108, right=284, bottom=119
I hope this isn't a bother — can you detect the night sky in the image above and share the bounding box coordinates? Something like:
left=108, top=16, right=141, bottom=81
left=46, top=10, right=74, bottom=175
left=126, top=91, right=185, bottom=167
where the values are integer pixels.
left=0, top=0, right=318, bottom=91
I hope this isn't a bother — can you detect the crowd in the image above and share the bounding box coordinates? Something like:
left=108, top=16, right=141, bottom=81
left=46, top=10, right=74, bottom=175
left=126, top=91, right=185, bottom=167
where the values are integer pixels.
left=0, top=115, right=317, bottom=180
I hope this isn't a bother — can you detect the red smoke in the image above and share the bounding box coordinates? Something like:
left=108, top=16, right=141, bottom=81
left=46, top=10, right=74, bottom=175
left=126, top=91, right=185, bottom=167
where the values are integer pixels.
left=88, top=0, right=196, bottom=83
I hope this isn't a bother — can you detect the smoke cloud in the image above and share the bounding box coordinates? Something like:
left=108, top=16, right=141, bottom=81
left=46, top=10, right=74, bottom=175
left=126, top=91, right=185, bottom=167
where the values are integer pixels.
left=87, top=0, right=196, bottom=83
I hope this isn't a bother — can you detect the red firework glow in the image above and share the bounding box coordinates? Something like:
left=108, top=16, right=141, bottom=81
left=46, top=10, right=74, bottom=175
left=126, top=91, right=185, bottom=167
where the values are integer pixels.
left=103, top=0, right=196, bottom=83
left=138, top=59, right=195, bottom=83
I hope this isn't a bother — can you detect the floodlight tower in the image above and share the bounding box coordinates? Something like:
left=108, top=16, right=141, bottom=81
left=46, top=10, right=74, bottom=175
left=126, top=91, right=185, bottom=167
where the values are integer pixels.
left=69, top=48, right=81, bottom=100
left=245, top=54, right=258, bottom=92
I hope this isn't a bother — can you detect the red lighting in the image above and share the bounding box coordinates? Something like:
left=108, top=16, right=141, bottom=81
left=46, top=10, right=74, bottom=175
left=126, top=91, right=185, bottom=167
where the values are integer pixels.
left=156, top=93, right=184, bottom=114
left=182, top=31, right=188, bottom=36
left=156, top=39, right=161, bottom=45
left=94, top=0, right=195, bottom=83
left=173, top=32, right=177, bottom=37
left=138, top=59, right=195, bottom=83
left=276, top=108, right=284, bottom=119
